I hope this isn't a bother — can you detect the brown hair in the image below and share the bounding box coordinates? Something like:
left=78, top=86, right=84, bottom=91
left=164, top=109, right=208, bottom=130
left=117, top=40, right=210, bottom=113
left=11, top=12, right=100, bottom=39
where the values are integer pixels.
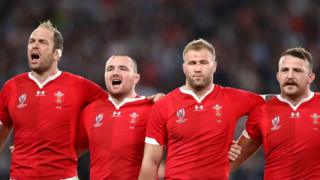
left=38, top=20, right=64, bottom=52
left=282, top=47, right=313, bottom=70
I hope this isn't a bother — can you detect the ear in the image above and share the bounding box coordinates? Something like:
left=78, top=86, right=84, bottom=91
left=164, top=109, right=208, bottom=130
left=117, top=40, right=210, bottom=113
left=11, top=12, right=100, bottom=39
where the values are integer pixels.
left=134, top=73, right=140, bottom=85
left=212, top=61, right=217, bottom=74
left=54, top=49, right=62, bottom=61
left=309, top=72, right=315, bottom=84
left=276, top=72, right=280, bottom=83
left=182, top=62, right=186, bottom=75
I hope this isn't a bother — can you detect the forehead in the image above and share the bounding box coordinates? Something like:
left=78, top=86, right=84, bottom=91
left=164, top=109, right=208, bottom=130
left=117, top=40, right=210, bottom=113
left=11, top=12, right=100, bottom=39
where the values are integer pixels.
left=279, top=55, right=309, bottom=68
left=29, top=27, right=54, bottom=40
left=184, top=49, right=212, bottom=61
left=106, top=56, right=134, bottom=67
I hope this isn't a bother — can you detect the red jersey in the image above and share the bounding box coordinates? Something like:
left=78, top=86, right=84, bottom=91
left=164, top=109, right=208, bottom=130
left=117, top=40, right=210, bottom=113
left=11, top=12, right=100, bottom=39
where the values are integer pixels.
left=78, top=95, right=153, bottom=179
left=145, top=85, right=263, bottom=180
left=247, top=92, right=320, bottom=180
left=0, top=71, right=106, bottom=180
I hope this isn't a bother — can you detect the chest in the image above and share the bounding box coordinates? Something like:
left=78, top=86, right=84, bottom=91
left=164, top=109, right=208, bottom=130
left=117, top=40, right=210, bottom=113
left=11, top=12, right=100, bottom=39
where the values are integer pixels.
left=261, top=106, right=320, bottom=148
left=86, top=106, right=149, bottom=148
left=8, top=83, right=82, bottom=128
left=165, top=99, right=242, bottom=140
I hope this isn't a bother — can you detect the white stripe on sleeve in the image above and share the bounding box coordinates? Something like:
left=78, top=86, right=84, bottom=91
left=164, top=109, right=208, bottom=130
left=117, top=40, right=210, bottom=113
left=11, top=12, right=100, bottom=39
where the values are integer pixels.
left=145, top=137, right=160, bottom=145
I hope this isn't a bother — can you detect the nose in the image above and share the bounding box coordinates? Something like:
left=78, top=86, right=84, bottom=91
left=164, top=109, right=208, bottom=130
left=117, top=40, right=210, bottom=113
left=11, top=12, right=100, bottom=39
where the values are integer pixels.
left=112, top=67, right=120, bottom=74
left=287, top=69, right=294, bottom=78
left=30, top=41, right=39, bottom=49
left=194, top=64, right=202, bottom=72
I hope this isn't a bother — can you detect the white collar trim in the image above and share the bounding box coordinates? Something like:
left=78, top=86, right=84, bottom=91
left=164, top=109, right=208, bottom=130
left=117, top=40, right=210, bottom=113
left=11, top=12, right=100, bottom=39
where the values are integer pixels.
left=179, top=84, right=214, bottom=103
left=276, top=91, right=314, bottom=111
left=108, top=95, right=146, bottom=110
left=28, top=71, right=62, bottom=89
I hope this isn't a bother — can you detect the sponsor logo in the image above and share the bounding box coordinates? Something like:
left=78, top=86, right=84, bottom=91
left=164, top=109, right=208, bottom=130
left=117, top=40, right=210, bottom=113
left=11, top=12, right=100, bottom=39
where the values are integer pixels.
left=36, top=90, right=45, bottom=96
left=290, top=112, right=300, bottom=119
left=112, top=111, right=121, bottom=117
left=194, top=105, right=204, bottom=111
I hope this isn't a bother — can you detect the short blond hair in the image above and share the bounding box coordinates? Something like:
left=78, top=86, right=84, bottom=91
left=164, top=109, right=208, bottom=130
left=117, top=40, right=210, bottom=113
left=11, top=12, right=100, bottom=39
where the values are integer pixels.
left=183, top=39, right=215, bottom=61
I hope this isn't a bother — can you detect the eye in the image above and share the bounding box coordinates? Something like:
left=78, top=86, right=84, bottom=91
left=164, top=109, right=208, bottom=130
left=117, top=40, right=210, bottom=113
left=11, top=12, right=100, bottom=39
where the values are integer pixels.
left=106, top=66, right=114, bottom=72
left=120, top=66, right=129, bottom=71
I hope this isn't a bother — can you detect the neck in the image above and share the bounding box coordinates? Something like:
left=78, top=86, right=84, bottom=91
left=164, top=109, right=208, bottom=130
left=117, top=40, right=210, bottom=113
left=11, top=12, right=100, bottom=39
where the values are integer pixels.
left=281, top=90, right=311, bottom=106
left=31, top=68, right=59, bottom=84
left=110, top=91, right=137, bottom=105
left=184, top=83, right=213, bottom=98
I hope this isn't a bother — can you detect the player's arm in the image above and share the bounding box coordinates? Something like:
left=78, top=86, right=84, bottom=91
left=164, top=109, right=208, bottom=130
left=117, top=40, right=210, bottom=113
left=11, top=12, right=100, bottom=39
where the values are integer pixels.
left=0, top=123, right=12, bottom=153
left=138, top=143, right=164, bottom=180
left=229, top=133, right=261, bottom=172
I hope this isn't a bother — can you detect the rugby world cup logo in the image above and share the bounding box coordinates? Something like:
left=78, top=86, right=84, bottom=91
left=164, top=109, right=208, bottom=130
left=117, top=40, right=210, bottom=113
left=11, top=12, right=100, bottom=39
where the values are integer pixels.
left=271, top=115, right=281, bottom=131
left=17, top=93, right=27, bottom=108
left=94, top=113, right=104, bottom=127
left=176, top=108, right=186, bottom=123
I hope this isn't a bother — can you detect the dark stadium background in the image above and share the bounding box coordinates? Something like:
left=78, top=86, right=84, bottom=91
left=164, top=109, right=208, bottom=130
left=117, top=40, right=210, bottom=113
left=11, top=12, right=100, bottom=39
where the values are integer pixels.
left=1, top=0, right=320, bottom=179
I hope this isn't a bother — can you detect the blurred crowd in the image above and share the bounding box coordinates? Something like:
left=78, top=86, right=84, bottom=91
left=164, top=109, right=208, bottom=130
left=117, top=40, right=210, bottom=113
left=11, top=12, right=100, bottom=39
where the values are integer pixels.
left=1, top=0, right=320, bottom=179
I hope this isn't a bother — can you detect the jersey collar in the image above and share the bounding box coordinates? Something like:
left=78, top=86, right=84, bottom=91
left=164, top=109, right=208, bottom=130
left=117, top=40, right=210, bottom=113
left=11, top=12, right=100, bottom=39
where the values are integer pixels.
left=276, top=91, right=314, bottom=111
left=28, top=71, right=62, bottom=89
left=108, top=95, right=146, bottom=110
left=179, top=84, right=214, bottom=103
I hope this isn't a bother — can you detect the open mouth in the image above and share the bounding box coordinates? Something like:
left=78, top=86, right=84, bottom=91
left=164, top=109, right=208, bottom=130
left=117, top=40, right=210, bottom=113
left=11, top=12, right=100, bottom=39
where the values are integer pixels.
left=112, top=79, right=122, bottom=86
left=31, top=53, right=40, bottom=60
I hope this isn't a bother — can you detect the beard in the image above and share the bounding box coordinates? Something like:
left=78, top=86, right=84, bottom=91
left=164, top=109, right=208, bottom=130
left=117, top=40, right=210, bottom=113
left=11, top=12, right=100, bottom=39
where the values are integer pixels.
left=28, top=58, right=54, bottom=75
left=187, top=75, right=212, bottom=91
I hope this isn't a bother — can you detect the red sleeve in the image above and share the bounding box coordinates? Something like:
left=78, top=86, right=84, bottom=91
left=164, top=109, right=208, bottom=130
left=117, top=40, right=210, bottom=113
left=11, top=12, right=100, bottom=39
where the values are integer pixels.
left=145, top=99, right=168, bottom=146
left=233, top=90, right=264, bottom=142
left=245, top=104, right=265, bottom=142
left=76, top=107, right=90, bottom=150
left=81, top=78, right=107, bottom=104
left=0, top=82, right=12, bottom=126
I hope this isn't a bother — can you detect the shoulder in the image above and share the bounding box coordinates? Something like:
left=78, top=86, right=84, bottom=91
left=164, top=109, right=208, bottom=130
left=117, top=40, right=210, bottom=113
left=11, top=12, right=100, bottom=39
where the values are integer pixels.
left=154, top=88, right=180, bottom=106
left=62, top=72, right=92, bottom=82
left=219, top=85, right=260, bottom=98
left=1, top=73, right=28, bottom=89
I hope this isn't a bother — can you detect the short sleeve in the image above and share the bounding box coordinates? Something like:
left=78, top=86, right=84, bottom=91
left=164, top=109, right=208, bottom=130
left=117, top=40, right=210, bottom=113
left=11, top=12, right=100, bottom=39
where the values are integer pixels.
left=0, top=83, right=12, bottom=126
left=76, top=108, right=90, bottom=150
left=245, top=103, right=265, bottom=142
left=145, top=100, right=168, bottom=146
left=81, top=77, right=107, bottom=104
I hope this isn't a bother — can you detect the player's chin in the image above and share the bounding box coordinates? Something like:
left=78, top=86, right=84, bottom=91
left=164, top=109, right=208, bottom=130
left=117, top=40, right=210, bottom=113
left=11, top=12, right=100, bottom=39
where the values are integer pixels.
left=109, top=88, right=123, bottom=94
